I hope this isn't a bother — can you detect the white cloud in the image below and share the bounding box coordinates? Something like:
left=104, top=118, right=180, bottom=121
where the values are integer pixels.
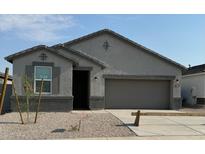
left=0, top=15, right=76, bottom=42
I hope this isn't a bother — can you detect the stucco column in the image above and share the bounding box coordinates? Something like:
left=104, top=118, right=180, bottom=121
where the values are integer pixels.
left=170, top=76, right=182, bottom=109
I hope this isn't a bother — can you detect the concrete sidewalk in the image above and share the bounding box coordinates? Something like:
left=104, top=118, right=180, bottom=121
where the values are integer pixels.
left=78, top=135, right=205, bottom=140
left=107, top=109, right=205, bottom=139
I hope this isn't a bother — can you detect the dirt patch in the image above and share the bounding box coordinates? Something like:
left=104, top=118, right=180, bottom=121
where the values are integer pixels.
left=0, top=112, right=136, bottom=139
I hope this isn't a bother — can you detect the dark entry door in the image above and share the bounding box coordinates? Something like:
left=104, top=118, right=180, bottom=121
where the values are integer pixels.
left=72, top=70, right=89, bottom=109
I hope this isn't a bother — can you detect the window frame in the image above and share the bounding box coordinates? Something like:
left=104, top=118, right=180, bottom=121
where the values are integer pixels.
left=34, top=66, right=52, bottom=94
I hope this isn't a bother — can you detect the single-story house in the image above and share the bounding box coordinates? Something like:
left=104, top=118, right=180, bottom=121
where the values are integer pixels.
left=0, top=72, right=12, bottom=112
left=182, top=64, right=205, bottom=106
left=0, top=72, right=12, bottom=84
left=5, top=29, right=186, bottom=111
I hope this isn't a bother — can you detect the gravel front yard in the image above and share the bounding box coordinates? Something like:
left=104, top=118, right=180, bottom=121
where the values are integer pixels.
left=0, top=111, right=136, bottom=139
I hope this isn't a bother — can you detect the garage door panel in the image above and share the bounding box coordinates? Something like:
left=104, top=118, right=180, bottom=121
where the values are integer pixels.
left=105, top=79, right=170, bottom=109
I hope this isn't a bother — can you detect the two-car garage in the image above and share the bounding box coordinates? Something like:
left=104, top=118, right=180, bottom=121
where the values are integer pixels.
left=105, top=78, right=171, bottom=109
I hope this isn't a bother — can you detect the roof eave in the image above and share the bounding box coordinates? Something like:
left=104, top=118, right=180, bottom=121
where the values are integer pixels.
left=4, top=45, right=47, bottom=63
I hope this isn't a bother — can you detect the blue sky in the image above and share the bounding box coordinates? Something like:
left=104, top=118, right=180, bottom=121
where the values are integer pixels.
left=0, top=14, right=204, bottom=74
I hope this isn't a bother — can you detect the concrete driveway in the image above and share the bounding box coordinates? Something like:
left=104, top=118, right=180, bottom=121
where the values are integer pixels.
left=107, top=109, right=205, bottom=139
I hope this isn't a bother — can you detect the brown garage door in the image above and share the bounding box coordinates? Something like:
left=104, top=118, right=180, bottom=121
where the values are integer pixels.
left=105, top=79, right=170, bottom=109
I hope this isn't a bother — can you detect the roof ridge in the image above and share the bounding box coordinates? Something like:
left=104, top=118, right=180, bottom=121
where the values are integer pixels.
left=62, top=29, right=113, bottom=46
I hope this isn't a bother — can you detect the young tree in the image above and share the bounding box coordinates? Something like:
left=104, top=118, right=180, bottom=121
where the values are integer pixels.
left=23, top=76, right=33, bottom=123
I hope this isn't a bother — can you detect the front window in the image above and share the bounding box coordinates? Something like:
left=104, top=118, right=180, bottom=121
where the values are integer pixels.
left=34, top=66, right=52, bottom=94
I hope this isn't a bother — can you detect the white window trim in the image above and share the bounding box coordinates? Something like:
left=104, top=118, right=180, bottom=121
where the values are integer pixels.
left=34, top=66, right=52, bottom=95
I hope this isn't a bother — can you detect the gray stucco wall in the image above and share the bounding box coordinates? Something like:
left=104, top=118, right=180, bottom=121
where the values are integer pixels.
left=13, top=49, right=73, bottom=96
left=66, top=33, right=182, bottom=109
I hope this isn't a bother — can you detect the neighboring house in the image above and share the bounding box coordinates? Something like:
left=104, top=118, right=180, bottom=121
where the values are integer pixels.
left=182, top=64, right=205, bottom=106
left=0, top=72, right=12, bottom=112
left=0, top=72, right=12, bottom=84
left=5, top=29, right=186, bottom=111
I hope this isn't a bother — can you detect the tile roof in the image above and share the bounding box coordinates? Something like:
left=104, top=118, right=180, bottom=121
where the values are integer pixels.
left=183, top=64, right=205, bottom=75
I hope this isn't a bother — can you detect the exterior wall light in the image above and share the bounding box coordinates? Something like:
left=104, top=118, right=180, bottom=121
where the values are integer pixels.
left=176, top=79, right=179, bottom=83
left=175, top=79, right=180, bottom=88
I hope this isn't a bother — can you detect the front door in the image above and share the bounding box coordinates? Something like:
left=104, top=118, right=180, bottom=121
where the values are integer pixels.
left=72, top=70, right=90, bottom=110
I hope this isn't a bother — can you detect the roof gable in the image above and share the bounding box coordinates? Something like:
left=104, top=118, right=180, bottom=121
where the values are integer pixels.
left=4, top=45, right=78, bottom=66
left=63, top=29, right=186, bottom=70
left=52, top=44, right=107, bottom=69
